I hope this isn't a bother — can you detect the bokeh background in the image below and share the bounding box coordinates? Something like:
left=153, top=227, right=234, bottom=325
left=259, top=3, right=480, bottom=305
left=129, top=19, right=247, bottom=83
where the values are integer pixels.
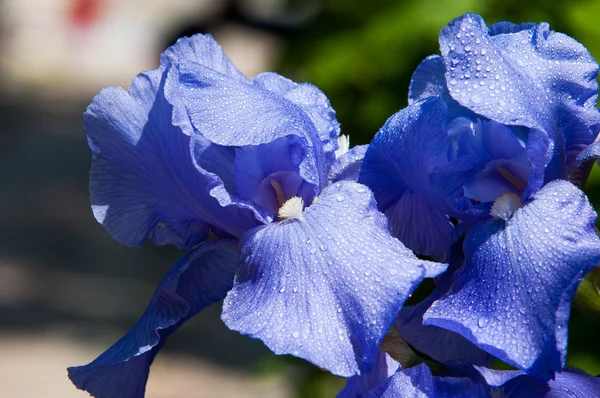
left=1, top=0, right=600, bottom=397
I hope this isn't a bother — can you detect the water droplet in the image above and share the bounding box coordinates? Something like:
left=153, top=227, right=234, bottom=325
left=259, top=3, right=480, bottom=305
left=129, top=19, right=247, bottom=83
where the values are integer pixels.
left=478, top=317, right=489, bottom=328
left=292, top=331, right=300, bottom=339
left=471, top=93, right=483, bottom=104
left=336, top=195, right=345, bottom=202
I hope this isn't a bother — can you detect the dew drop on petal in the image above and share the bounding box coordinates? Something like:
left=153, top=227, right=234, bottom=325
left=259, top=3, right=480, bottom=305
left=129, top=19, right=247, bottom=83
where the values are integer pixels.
left=478, top=317, right=489, bottom=328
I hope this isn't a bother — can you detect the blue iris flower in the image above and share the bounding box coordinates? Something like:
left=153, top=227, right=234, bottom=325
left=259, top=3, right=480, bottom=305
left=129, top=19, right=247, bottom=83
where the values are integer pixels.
left=68, top=34, right=446, bottom=397
left=338, top=350, right=600, bottom=397
left=359, top=13, right=600, bottom=380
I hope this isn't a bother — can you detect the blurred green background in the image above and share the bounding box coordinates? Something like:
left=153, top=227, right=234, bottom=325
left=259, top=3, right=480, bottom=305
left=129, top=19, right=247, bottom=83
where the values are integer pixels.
left=1, top=0, right=599, bottom=397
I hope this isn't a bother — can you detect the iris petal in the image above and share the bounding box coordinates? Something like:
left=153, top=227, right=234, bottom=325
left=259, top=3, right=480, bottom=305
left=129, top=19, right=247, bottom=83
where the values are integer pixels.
left=384, top=192, right=454, bottom=258
left=336, top=350, right=400, bottom=398
left=424, top=180, right=600, bottom=379
left=396, top=295, right=493, bottom=367
left=369, top=364, right=484, bottom=398
left=409, top=55, right=449, bottom=103
left=253, top=72, right=341, bottom=167
left=160, top=34, right=249, bottom=82
left=439, top=14, right=600, bottom=176
left=166, top=61, right=327, bottom=192
left=408, top=55, right=473, bottom=121
left=86, top=65, right=264, bottom=244
left=501, top=368, right=600, bottom=397
left=221, top=181, right=446, bottom=376
left=339, top=357, right=600, bottom=397
left=328, top=145, right=368, bottom=183
left=68, top=239, right=238, bottom=398
left=359, top=98, right=476, bottom=256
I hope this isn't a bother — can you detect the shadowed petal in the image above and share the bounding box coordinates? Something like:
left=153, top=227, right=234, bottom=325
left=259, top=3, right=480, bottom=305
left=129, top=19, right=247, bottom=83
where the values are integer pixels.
left=501, top=367, right=600, bottom=397
left=337, top=350, right=400, bottom=398
left=396, top=295, right=493, bottom=367
left=424, top=180, right=600, bottom=380
left=409, top=56, right=449, bottom=103
left=359, top=98, right=475, bottom=256
left=339, top=360, right=600, bottom=397
left=371, top=364, right=484, bottom=398
left=68, top=239, right=238, bottom=398
left=221, top=181, right=446, bottom=377
left=384, top=192, right=454, bottom=258
left=523, top=129, right=554, bottom=200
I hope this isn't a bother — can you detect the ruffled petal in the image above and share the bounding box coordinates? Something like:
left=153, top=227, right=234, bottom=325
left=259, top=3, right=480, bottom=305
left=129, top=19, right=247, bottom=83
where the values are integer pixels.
left=488, top=21, right=537, bottom=36
left=424, top=180, right=600, bottom=379
left=160, top=34, right=249, bottom=82
left=68, top=239, right=238, bottom=398
left=253, top=72, right=341, bottom=167
left=166, top=61, right=327, bottom=193
left=408, top=55, right=474, bottom=121
left=328, top=145, right=368, bottom=183
left=439, top=14, right=600, bottom=176
left=221, top=181, right=446, bottom=377
left=408, top=56, right=449, bottom=103
left=86, top=66, right=264, bottom=245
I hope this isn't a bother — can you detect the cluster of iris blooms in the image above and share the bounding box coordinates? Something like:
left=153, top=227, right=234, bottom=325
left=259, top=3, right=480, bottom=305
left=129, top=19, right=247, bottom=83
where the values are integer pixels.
left=68, top=13, right=600, bottom=397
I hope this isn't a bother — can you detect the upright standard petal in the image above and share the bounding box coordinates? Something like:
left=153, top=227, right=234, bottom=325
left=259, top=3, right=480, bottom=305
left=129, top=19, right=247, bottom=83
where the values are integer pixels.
left=221, top=181, right=446, bottom=377
left=359, top=98, right=474, bottom=257
left=424, top=180, right=600, bottom=379
left=86, top=66, right=262, bottom=247
left=68, top=239, right=238, bottom=398
left=408, top=55, right=473, bottom=121
left=160, top=34, right=249, bottom=82
left=408, top=56, right=449, bottom=104
left=253, top=72, right=341, bottom=167
left=166, top=60, right=328, bottom=193
left=439, top=14, right=600, bottom=176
